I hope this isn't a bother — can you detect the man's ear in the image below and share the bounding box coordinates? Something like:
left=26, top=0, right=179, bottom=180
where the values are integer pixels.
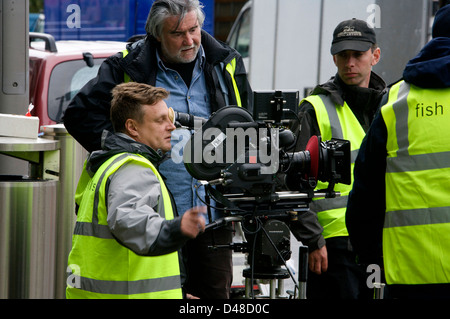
left=372, top=47, right=381, bottom=66
left=125, top=118, right=139, bottom=138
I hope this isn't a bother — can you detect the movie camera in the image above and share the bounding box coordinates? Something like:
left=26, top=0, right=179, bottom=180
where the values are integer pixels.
left=171, top=90, right=351, bottom=298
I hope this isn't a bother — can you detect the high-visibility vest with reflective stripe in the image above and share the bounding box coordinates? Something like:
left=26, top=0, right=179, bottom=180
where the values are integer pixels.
left=381, top=81, right=450, bottom=285
left=303, top=94, right=365, bottom=239
left=122, top=49, right=131, bottom=83
left=224, top=57, right=242, bottom=107
left=66, top=153, right=182, bottom=299
left=121, top=49, right=243, bottom=107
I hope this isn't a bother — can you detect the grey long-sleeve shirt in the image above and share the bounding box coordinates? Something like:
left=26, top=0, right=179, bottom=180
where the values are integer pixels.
left=107, top=160, right=189, bottom=256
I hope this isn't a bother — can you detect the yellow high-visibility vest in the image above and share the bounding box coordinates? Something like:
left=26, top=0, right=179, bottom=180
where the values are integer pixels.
left=66, top=153, right=182, bottom=299
left=381, top=81, right=450, bottom=285
left=303, top=94, right=365, bottom=239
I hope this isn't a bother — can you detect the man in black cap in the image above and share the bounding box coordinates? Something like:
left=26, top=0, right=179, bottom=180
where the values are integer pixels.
left=287, top=18, right=386, bottom=299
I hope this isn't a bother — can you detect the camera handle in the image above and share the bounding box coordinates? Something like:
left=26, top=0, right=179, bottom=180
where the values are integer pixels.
left=204, top=215, right=243, bottom=232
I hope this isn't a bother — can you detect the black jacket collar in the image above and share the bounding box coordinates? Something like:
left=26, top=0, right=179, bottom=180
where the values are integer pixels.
left=117, top=31, right=237, bottom=85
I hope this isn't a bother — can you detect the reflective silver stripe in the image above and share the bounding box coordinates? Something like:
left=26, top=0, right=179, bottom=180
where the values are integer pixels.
left=351, top=149, right=359, bottom=164
left=74, top=221, right=114, bottom=239
left=319, top=94, right=343, bottom=139
left=71, top=274, right=181, bottom=295
left=92, top=153, right=131, bottom=226
left=391, top=82, right=411, bottom=157
left=387, top=151, right=450, bottom=173
left=310, top=195, right=348, bottom=212
left=384, top=206, right=450, bottom=228
left=75, top=153, right=143, bottom=239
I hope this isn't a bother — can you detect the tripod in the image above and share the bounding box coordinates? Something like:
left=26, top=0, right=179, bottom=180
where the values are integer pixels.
left=206, top=215, right=309, bottom=299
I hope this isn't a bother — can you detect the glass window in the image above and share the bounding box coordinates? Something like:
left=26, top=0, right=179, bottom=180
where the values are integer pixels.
left=229, top=8, right=251, bottom=58
left=235, top=10, right=250, bottom=58
left=47, top=58, right=104, bottom=122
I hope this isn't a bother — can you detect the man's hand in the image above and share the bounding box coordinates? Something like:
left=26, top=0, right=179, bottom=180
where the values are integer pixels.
left=181, top=206, right=206, bottom=238
left=309, top=245, right=328, bottom=274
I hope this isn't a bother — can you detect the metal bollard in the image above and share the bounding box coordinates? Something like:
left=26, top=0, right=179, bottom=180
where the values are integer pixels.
left=298, top=245, right=308, bottom=299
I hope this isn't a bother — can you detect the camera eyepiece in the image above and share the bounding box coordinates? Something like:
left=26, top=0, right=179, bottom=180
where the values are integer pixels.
left=168, top=107, right=206, bottom=129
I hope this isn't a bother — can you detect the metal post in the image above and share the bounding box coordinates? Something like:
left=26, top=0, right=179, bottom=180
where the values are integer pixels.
left=374, top=282, right=386, bottom=299
left=0, top=0, right=30, bottom=176
left=245, top=277, right=252, bottom=299
left=0, top=0, right=29, bottom=115
left=298, top=245, right=308, bottom=299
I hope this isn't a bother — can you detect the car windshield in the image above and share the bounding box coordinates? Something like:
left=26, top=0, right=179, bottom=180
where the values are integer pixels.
left=228, top=7, right=250, bottom=58
left=47, top=58, right=103, bottom=122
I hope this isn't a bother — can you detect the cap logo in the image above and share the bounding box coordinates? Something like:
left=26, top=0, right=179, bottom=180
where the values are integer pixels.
left=337, top=26, right=362, bottom=38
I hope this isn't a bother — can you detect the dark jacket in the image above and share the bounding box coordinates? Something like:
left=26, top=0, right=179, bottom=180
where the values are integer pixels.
left=403, top=37, right=450, bottom=88
left=346, top=37, right=450, bottom=272
left=87, top=130, right=165, bottom=175
left=63, top=31, right=252, bottom=153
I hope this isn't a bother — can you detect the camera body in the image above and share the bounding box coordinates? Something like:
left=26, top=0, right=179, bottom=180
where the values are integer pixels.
left=180, top=90, right=350, bottom=205
left=176, top=90, right=351, bottom=275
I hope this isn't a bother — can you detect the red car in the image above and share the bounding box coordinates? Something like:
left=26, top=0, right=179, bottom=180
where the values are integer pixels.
left=29, top=32, right=127, bottom=128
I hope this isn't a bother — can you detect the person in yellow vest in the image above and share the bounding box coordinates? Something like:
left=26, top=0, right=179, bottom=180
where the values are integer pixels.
left=63, top=0, right=252, bottom=299
left=286, top=18, right=386, bottom=299
left=346, top=5, right=450, bottom=299
left=66, top=82, right=206, bottom=299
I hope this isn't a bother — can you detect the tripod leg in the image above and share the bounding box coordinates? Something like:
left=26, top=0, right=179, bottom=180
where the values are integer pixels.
left=269, top=280, right=276, bottom=299
left=277, top=279, right=284, bottom=298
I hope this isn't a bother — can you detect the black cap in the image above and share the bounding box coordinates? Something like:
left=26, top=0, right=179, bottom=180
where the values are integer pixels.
left=331, top=18, right=376, bottom=55
left=432, top=5, right=450, bottom=38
